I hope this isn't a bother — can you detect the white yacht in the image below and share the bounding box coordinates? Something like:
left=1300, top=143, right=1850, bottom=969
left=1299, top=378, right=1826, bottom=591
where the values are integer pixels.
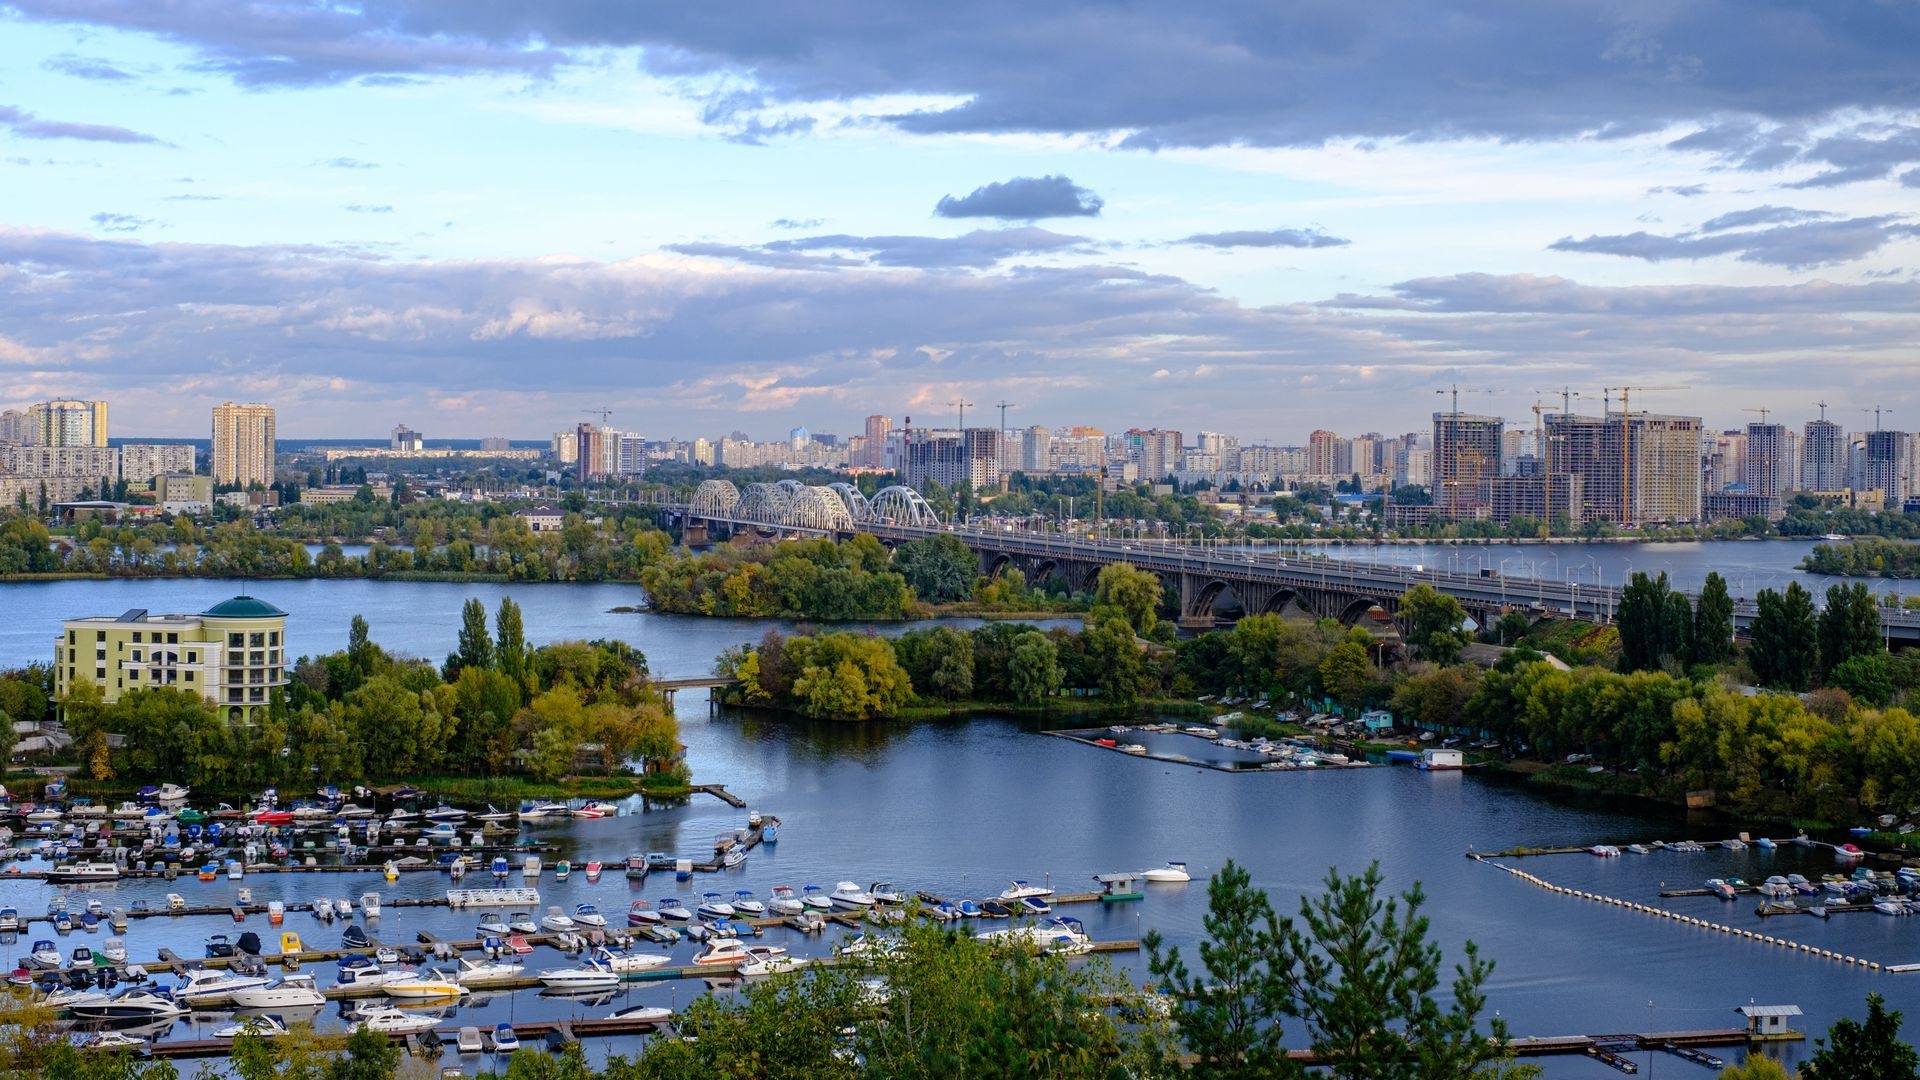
left=536, top=962, right=618, bottom=990
left=736, top=945, right=804, bottom=977
left=829, top=881, right=876, bottom=910
left=382, top=971, right=466, bottom=999
left=455, top=957, right=526, bottom=986
left=354, top=1006, right=441, bottom=1034
left=213, top=1015, right=290, bottom=1039
left=539, top=906, right=576, bottom=932
left=998, top=879, right=1056, bottom=901
left=768, top=887, right=806, bottom=916
left=607, top=1004, right=673, bottom=1023
left=571, top=903, right=607, bottom=928
left=66, top=989, right=186, bottom=1022
left=174, top=968, right=274, bottom=1006
left=592, top=946, right=671, bottom=974
left=1142, top=861, right=1192, bottom=883
left=691, top=938, right=752, bottom=966
left=977, top=917, right=1092, bottom=955
left=229, top=975, right=325, bottom=1010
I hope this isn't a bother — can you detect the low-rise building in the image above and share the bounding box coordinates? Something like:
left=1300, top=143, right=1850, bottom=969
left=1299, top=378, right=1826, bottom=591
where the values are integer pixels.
left=157, top=473, right=214, bottom=515
left=515, top=505, right=565, bottom=532
left=55, top=595, right=289, bottom=724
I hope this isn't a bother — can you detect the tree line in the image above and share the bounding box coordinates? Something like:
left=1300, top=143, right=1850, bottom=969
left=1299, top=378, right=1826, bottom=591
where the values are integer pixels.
left=1802, top=537, right=1920, bottom=579
left=57, top=599, right=682, bottom=792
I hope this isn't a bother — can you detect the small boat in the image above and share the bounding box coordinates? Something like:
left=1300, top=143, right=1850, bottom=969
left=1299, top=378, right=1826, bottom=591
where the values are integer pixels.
left=736, top=945, right=804, bottom=977
left=697, top=892, right=737, bottom=920
left=731, top=890, right=766, bottom=917
left=625, top=854, right=649, bottom=880
left=801, top=885, right=833, bottom=911
left=490, top=857, right=510, bottom=880
left=1142, top=862, right=1191, bottom=883
left=456, top=1024, right=487, bottom=1053
left=156, top=784, right=190, bottom=802
left=476, top=911, right=509, bottom=935
left=356, top=1007, right=441, bottom=1034
left=572, top=903, right=607, bottom=928
left=342, top=925, right=373, bottom=950
left=0, top=908, right=17, bottom=932
left=999, top=879, right=1055, bottom=900
left=1849, top=826, right=1874, bottom=838
left=830, top=882, right=876, bottom=910
left=522, top=856, right=542, bottom=877
left=46, top=861, right=121, bottom=883
left=1705, top=878, right=1737, bottom=900
left=213, top=1014, right=290, bottom=1039
left=626, top=901, right=661, bottom=926
left=692, top=938, right=752, bottom=966
left=267, top=901, right=285, bottom=925
left=1016, top=895, right=1052, bottom=916
left=958, top=899, right=982, bottom=918
left=207, top=933, right=236, bottom=958
left=508, top=911, right=538, bottom=934
left=473, top=805, right=514, bottom=823
left=1756, top=837, right=1778, bottom=849
left=1626, top=844, right=1651, bottom=855
left=768, top=887, right=805, bottom=916
left=656, top=899, right=693, bottom=923
left=28, top=940, right=60, bottom=968
left=868, top=882, right=906, bottom=905
left=456, top=957, right=525, bottom=986
left=1837, top=843, right=1867, bottom=861
left=360, top=893, right=380, bottom=919
left=584, top=860, right=602, bottom=880
left=607, top=1003, right=673, bottom=1023
left=592, top=946, right=672, bottom=974
left=69, top=944, right=95, bottom=968
left=84, top=1030, right=147, bottom=1050
left=554, top=860, right=571, bottom=881
left=102, top=937, right=127, bottom=964
left=382, top=971, right=467, bottom=1000
left=540, top=906, right=576, bottom=933
left=490, top=1022, right=521, bottom=1052
left=537, top=962, right=618, bottom=990
left=1876, top=899, right=1911, bottom=916
left=312, top=898, right=334, bottom=921
left=519, top=801, right=570, bottom=820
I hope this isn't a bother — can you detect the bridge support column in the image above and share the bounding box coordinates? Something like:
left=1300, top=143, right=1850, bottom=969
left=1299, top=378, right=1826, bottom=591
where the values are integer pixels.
left=1178, top=573, right=1219, bottom=631
left=683, top=521, right=710, bottom=547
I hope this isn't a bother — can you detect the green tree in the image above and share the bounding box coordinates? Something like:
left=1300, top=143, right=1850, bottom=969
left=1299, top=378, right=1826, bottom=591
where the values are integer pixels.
left=1008, top=631, right=1064, bottom=703
left=1819, top=581, right=1885, bottom=680
left=1717, top=1056, right=1791, bottom=1080
left=452, top=596, right=494, bottom=677
left=1094, top=562, right=1163, bottom=634
left=1398, top=584, right=1467, bottom=665
left=1750, top=583, right=1819, bottom=691
left=927, top=627, right=975, bottom=700
left=1691, top=571, right=1734, bottom=666
left=1493, top=610, right=1532, bottom=647
left=345, top=614, right=380, bottom=690
left=1801, top=993, right=1920, bottom=1080
left=495, top=596, right=530, bottom=691
left=1832, top=653, right=1896, bottom=706
left=1145, top=860, right=1293, bottom=1078
left=892, top=534, right=979, bottom=603
left=1617, top=571, right=1689, bottom=672
left=1083, top=614, right=1144, bottom=707
left=1318, top=631, right=1376, bottom=709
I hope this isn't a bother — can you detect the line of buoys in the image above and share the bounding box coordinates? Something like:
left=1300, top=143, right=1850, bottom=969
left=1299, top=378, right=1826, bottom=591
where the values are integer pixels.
left=1486, top=862, right=1884, bottom=970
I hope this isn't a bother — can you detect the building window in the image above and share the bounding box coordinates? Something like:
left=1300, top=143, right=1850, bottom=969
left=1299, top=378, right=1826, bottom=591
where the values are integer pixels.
left=249, top=632, right=264, bottom=648
left=249, top=651, right=264, bottom=665
left=187, top=652, right=197, bottom=663
left=269, top=631, right=280, bottom=646
left=228, top=651, right=243, bottom=667
left=131, top=650, right=141, bottom=662
left=95, top=649, right=106, bottom=661
left=227, top=689, right=243, bottom=703
left=182, top=672, right=191, bottom=682
left=96, top=668, right=105, bottom=680
left=132, top=632, right=142, bottom=643
left=67, top=631, right=74, bottom=645
left=168, top=633, right=177, bottom=644
left=96, top=630, right=105, bottom=641
left=229, top=632, right=243, bottom=647
left=249, top=687, right=264, bottom=703
left=127, top=670, right=138, bottom=681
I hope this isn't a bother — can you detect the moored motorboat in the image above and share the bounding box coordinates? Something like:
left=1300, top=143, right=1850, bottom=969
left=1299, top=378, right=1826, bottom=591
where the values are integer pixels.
left=536, top=962, right=618, bottom=990
left=382, top=970, right=467, bottom=999
left=768, top=887, right=805, bottom=916
left=999, top=879, right=1055, bottom=901
left=626, top=901, right=661, bottom=926
left=572, top=903, right=607, bottom=928
left=355, top=1006, right=441, bottom=1034
left=830, top=882, right=876, bottom=910
left=696, top=892, right=737, bottom=919
left=455, top=957, right=525, bottom=986
left=490, top=1022, right=521, bottom=1051
left=229, top=975, right=325, bottom=1010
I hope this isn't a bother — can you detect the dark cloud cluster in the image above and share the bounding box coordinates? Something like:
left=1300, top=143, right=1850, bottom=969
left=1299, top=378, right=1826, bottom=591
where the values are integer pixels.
left=1551, top=211, right=1919, bottom=270
left=1670, top=119, right=1920, bottom=189
left=12, top=1, right=1918, bottom=147
left=934, top=176, right=1102, bottom=220
left=3, top=230, right=1914, bottom=435
left=1178, top=228, right=1348, bottom=249
left=0, top=104, right=160, bottom=144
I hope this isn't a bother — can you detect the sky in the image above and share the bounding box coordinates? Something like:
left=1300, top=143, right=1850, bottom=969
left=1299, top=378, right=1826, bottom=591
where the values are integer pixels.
left=1, top=1, right=1917, bottom=443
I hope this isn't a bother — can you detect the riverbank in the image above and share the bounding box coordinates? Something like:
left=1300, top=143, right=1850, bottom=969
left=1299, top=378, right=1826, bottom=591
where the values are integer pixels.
left=25, top=771, right=688, bottom=806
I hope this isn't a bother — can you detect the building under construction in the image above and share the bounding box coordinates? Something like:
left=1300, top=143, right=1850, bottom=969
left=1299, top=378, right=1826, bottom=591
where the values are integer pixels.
left=1545, top=412, right=1703, bottom=525
left=1432, top=412, right=1504, bottom=517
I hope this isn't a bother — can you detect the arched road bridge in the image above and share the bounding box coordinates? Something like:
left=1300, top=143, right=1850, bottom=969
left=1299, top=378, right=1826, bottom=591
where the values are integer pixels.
left=658, top=481, right=1920, bottom=642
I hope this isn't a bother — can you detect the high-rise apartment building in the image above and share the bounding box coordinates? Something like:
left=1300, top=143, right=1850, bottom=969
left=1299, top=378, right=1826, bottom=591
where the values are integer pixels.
left=904, top=428, right=1001, bottom=492
left=391, top=424, right=424, bottom=452
left=1547, top=412, right=1703, bottom=524
left=1432, top=413, right=1504, bottom=515
left=863, top=415, right=892, bottom=468
left=20, top=400, right=109, bottom=447
left=1306, top=429, right=1339, bottom=477
left=1801, top=418, right=1846, bottom=492
left=0, top=409, right=27, bottom=445
left=1743, top=423, right=1789, bottom=499
left=1124, top=428, right=1182, bottom=482
left=1023, top=425, right=1052, bottom=473
left=1861, top=430, right=1909, bottom=503
left=210, top=402, right=276, bottom=488
left=119, top=444, right=195, bottom=485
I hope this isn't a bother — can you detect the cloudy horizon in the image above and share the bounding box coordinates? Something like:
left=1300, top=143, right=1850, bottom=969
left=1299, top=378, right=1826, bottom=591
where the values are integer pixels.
left=2, top=1, right=1917, bottom=441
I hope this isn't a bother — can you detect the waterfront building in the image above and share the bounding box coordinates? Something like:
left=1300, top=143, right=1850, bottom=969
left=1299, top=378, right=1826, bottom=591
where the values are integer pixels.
left=55, top=596, right=288, bottom=724
left=514, top=505, right=564, bottom=532
left=1703, top=491, right=1785, bottom=523
left=299, top=483, right=393, bottom=505
left=211, top=402, right=276, bottom=488
left=1126, top=428, right=1183, bottom=483
left=1546, top=412, right=1702, bottom=525
left=904, top=428, right=1001, bottom=492
left=156, top=473, right=213, bottom=514
left=118, top=443, right=195, bottom=485
left=1858, top=429, right=1909, bottom=503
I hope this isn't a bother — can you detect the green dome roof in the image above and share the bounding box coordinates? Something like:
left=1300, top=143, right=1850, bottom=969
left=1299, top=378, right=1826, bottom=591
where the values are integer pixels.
left=202, top=596, right=286, bottom=619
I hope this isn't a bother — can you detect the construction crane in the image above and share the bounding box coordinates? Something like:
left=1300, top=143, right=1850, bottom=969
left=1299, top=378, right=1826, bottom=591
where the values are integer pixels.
left=1434, top=383, right=1495, bottom=416
left=1815, top=400, right=1829, bottom=423
left=995, top=401, right=1017, bottom=489
left=1742, top=407, right=1772, bottom=425
left=1862, top=406, right=1895, bottom=432
left=1602, top=385, right=1691, bottom=526
left=949, top=399, right=973, bottom=430
left=582, top=407, right=613, bottom=426
left=1532, top=386, right=1583, bottom=420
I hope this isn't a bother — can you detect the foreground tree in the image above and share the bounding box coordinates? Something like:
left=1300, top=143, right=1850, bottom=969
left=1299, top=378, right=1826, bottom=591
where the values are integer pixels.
left=891, top=533, right=979, bottom=603
left=1818, top=581, right=1885, bottom=681
left=1398, top=584, right=1468, bottom=666
left=1690, top=571, right=1734, bottom=666
left=1801, top=993, right=1920, bottom=1080
left=1148, top=860, right=1514, bottom=1080
left=1093, top=562, right=1163, bottom=635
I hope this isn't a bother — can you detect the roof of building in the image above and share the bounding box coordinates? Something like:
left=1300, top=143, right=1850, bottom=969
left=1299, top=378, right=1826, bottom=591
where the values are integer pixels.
left=1736, top=1005, right=1803, bottom=1018
left=202, top=595, right=286, bottom=619
left=515, top=505, right=563, bottom=517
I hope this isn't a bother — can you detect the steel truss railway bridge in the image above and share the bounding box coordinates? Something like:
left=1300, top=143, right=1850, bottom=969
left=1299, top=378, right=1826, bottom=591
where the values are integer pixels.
left=657, top=480, right=1920, bottom=642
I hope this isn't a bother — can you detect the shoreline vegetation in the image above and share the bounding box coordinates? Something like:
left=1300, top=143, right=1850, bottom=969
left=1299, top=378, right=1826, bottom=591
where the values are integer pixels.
left=1802, top=538, right=1920, bottom=584
left=13, top=597, right=690, bottom=803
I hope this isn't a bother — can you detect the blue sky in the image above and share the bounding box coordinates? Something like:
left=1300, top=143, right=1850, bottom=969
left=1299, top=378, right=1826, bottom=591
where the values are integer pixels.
left=2, top=2, right=1917, bottom=442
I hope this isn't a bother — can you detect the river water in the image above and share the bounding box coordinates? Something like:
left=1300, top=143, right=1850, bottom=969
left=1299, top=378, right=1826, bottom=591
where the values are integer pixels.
left=0, top=566, right=1911, bottom=1075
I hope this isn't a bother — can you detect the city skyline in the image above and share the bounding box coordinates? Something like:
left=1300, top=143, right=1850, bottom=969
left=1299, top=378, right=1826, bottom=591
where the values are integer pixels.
left=1, top=4, right=1917, bottom=437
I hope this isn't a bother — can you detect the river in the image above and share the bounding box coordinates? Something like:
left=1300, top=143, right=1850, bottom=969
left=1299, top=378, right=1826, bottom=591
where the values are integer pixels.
left=0, top=568, right=1908, bottom=1075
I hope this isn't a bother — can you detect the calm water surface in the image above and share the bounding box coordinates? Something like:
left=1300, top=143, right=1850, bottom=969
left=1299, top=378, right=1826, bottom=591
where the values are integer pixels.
left=0, top=573, right=1911, bottom=1075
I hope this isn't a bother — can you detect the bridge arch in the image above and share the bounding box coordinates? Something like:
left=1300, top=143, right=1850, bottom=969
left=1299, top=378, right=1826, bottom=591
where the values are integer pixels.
left=1338, top=596, right=1392, bottom=626
left=870, top=486, right=941, bottom=527
left=689, top=479, right=740, bottom=519
left=785, top=486, right=856, bottom=531
left=735, top=482, right=795, bottom=524
left=827, top=482, right=873, bottom=523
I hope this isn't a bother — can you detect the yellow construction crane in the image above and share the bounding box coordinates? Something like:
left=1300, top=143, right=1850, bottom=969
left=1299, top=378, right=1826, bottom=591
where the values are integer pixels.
left=1602, top=385, right=1690, bottom=526
left=1742, top=407, right=1773, bottom=425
